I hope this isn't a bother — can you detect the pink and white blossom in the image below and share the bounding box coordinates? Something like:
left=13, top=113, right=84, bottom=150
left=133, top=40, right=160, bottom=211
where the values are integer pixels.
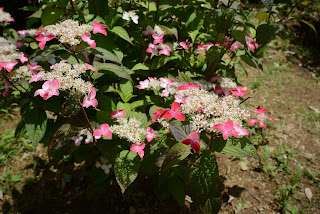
left=0, top=61, right=18, bottom=72
left=146, top=127, right=157, bottom=142
left=159, top=46, right=170, bottom=56
left=93, top=124, right=112, bottom=139
left=182, top=132, right=200, bottom=152
left=177, top=83, right=201, bottom=90
left=130, top=142, right=145, bottom=158
left=152, top=34, right=164, bottom=44
left=72, top=136, right=83, bottom=147
left=146, top=43, right=158, bottom=54
left=111, top=109, right=126, bottom=119
left=161, top=102, right=185, bottom=121
left=34, top=79, right=59, bottom=100
left=230, top=86, right=247, bottom=97
left=36, top=32, right=56, bottom=50
left=139, top=79, right=151, bottom=89
left=212, top=120, right=239, bottom=140
left=81, top=32, right=96, bottom=49
left=29, top=71, right=45, bottom=83
left=82, top=87, right=98, bottom=108
left=93, top=21, right=108, bottom=36
left=179, top=42, right=190, bottom=50
left=16, top=40, right=24, bottom=49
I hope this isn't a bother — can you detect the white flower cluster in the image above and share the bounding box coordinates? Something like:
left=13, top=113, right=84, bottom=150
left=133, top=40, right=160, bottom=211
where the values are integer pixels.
left=218, top=77, right=238, bottom=90
left=0, top=37, right=24, bottom=62
left=141, top=78, right=251, bottom=133
left=6, top=66, right=32, bottom=80
left=0, top=9, right=13, bottom=23
left=109, top=117, right=147, bottom=144
left=41, top=61, right=93, bottom=94
left=44, top=19, right=93, bottom=46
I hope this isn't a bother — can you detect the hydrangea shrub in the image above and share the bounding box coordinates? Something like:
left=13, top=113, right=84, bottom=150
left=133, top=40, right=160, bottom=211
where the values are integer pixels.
left=0, top=0, right=278, bottom=213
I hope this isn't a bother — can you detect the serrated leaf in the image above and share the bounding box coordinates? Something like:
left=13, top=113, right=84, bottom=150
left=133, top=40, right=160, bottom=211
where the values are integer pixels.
left=160, top=142, right=190, bottom=173
left=168, top=176, right=185, bottom=206
left=231, top=30, right=246, bottom=45
left=24, top=108, right=47, bottom=143
left=178, top=71, right=192, bottom=82
left=256, top=23, right=279, bottom=46
left=213, top=137, right=260, bottom=160
left=119, top=79, right=133, bottom=96
left=131, top=63, right=150, bottom=71
left=111, top=26, right=133, bottom=45
left=89, top=47, right=122, bottom=64
left=93, top=62, right=132, bottom=80
left=185, top=150, right=221, bottom=214
left=169, top=123, right=193, bottom=142
left=114, top=150, right=140, bottom=193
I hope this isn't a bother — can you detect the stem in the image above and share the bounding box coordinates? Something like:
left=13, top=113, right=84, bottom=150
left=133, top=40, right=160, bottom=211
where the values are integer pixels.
left=93, top=0, right=98, bottom=16
left=277, top=0, right=303, bottom=23
left=70, top=0, right=77, bottom=15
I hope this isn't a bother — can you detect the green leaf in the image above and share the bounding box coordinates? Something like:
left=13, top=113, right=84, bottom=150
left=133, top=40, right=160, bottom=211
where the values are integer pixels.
left=93, top=62, right=132, bottom=80
left=241, top=53, right=263, bottom=70
left=256, top=23, right=279, bottom=46
left=89, top=47, right=122, bottom=64
left=213, top=137, right=260, bottom=160
left=185, top=150, right=221, bottom=214
left=169, top=123, right=192, bottom=142
left=24, top=107, right=47, bottom=143
left=3, top=29, right=18, bottom=41
left=160, top=142, right=190, bottom=173
left=188, top=30, right=199, bottom=43
left=96, top=139, right=121, bottom=164
left=168, top=176, right=185, bottom=206
left=41, top=7, right=64, bottom=26
left=130, top=100, right=147, bottom=110
left=178, top=71, right=192, bottom=82
left=10, top=175, right=21, bottom=182
left=111, top=26, right=133, bottom=45
left=257, top=13, right=269, bottom=23
left=131, top=63, right=150, bottom=71
left=231, top=30, right=246, bottom=45
left=15, top=121, right=27, bottom=139
left=119, top=79, right=133, bottom=96
left=114, top=150, right=140, bottom=193
left=299, top=19, right=317, bottom=36
left=161, top=25, right=178, bottom=40
left=117, top=102, right=132, bottom=117
left=150, top=56, right=170, bottom=70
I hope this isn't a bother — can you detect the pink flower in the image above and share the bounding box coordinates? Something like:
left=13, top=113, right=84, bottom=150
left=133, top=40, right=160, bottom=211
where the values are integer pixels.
left=214, top=86, right=223, bottom=94
left=212, top=120, right=239, bottom=140
left=81, top=32, right=96, bottom=49
left=174, top=95, right=190, bottom=104
left=152, top=34, right=164, bottom=44
left=139, top=79, right=151, bottom=89
left=82, top=87, right=98, bottom=108
left=34, top=79, right=59, bottom=100
left=130, top=142, right=145, bottom=158
left=29, top=71, right=45, bottom=83
left=16, top=40, right=24, bottom=49
left=152, top=109, right=163, bottom=123
left=6, top=17, right=15, bottom=23
left=230, top=43, right=243, bottom=51
left=177, top=83, right=201, bottom=90
left=182, top=132, right=201, bottom=152
left=146, top=43, right=158, bottom=54
left=0, top=61, right=18, bottom=72
left=85, top=63, right=98, bottom=73
left=159, top=78, right=171, bottom=88
left=72, top=136, right=83, bottom=147
left=17, top=30, right=28, bottom=38
left=161, top=102, right=185, bottom=121
left=252, top=106, right=267, bottom=114
left=146, top=127, right=157, bottom=142
left=18, top=56, right=28, bottom=63
left=248, top=118, right=266, bottom=128
left=93, top=21, right=108, bottom=36
left=93, top=124, right=112, bottom=139
left=111, top=109, right=126, bottom=119
left=2, top=80, right=10, bottom=98
left=159, top=46, right=170, bottom=56
left=36, top=33, right=56, bottom=50
left=27, top=65, right=42, bottom=73
left=230, top=86, right=247, bottom=97
left=246, top=36, right=258, bottom=51
left=234, top=124, right=249, bottom=136
left=179, top=42, right=190, bottom=50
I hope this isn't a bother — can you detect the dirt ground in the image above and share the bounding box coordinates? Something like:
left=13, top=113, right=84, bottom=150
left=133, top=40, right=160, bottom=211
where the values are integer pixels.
left=0, top=40, right=320, bottom=213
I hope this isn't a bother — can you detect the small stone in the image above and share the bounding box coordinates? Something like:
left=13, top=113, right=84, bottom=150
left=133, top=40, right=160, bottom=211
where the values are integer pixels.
left=238, top=161, right=249, bottom=171
left=305, top=188, right=313, bottom=200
